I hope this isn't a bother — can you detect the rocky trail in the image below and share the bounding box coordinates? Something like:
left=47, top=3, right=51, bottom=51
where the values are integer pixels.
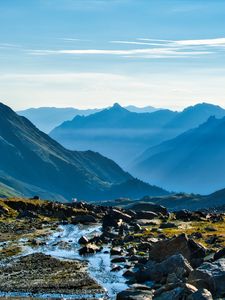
left=0, top=198, right=225, bottom=299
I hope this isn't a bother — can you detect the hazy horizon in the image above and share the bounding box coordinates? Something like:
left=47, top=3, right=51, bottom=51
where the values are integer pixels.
left=1, top=0, right=225, bottom=111
left=14, top=101, right=225, bottom=112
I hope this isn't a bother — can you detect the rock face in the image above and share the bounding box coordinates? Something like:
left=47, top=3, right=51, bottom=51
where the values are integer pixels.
left=136, top=254, right=193, bottom=283
left=0, top=253, right=103, bottom=294
left=188, top=258, right=225, bottom=297
left=148, top=234, right=206, bottom=267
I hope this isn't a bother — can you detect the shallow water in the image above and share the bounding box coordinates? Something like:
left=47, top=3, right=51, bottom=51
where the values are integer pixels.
left=0, top=224, right=128, bottom=300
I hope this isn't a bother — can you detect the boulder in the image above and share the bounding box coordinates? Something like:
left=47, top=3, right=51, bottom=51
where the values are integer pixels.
left=154, top=284, right=197, bottom=300
left=214, top=247, right=225, bottom=261
left=116, top=287, right=153, bottom=300
left=188, top=258, right=225, bottom=297
left=71, top=214, right=97, bottom=224
left=111, top=256, right=126, bottom=263
left=79, top=244, right=101, bottom=255
left=111, top=248, right=123, bottom=256
left=135, top=254, right=192, bottom=283
left=148, top=234, right=206, bottom=267
left=135, top=211, right=158, bottom=220
left=130, top=200, right=168, bottom=216
left=78, top=236, right=89, bottom=245
left=187, top=289, right=213, bottom=300
left=174, top=210, right=192, bottom=221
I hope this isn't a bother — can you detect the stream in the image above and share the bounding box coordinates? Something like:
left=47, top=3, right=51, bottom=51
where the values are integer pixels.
left=0, top=224, right=128, bottom=300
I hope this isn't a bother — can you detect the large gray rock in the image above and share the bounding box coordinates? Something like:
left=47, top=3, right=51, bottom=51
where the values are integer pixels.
left=188, top=258, right=225, bottom=297
left=148, top=234, right=206, bottom=267
left=136, top=254, right=192, bottom=283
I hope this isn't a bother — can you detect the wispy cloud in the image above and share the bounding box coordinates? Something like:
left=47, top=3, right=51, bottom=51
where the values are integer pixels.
left=27, top=37, right=225, bottom=59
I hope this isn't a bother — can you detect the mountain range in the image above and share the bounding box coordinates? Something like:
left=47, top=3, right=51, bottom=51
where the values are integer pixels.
left=50, top=103, right=177, bottom=167
left=0, top=102, right=167, bottom=201
left=18, top=105, right=159, bottom=133
left=50, top=102, right=225, bottom=168
left=133, top=115, right=225, bottom=194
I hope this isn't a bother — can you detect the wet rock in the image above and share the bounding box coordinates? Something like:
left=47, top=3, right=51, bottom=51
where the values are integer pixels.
left=148, top=234, right=206, bottom=267
left=187, top=288, right=213, bottom=300
left=135, top=254, right=192, bottom=283
left=79, top=244, right=101, bottom=255
left=123, top=269, right=135, bottom=278
left=78, top=235, right=89, bottom=245
left=111, top=265, right=123, bottom=272
left=188, top=258, right=225, bottom=297
left=116, top=287, right=153, bottom=299
left=111, top=247, right=123, bottom=256
left=111, top=256, right=126, bottom=263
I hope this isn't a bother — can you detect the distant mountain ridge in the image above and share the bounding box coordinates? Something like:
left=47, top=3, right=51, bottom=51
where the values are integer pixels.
left=133, top=115, right=225, bottom=194
left=50, top=102, right=225, bottom=168
left=18, top=107, right=102, bottom=133
left=0, top=102, right=167, bottom=201
left=50, top=103, right=177, bottom=167
left=18, top=104, right=159, bottom=133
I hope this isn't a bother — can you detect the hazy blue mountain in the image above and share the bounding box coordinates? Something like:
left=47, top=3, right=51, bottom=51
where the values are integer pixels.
left=18, top=107, right=101, bottom=133
left=132, top=116, right=225, bottom=194
left=133, top=102, right=225, bottom=163
left=164, top=102, right=225, bottom=132
left=0, top=102, right=167, bottom=201
left=18, top=105, right=159, bottom=133
left=50, top=103, right=177, bottom=167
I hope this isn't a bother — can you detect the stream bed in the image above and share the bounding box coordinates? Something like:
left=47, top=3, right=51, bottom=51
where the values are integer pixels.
left=0, top=224, right=128, bottom=300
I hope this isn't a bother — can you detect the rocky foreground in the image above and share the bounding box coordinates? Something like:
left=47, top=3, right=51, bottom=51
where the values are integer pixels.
left=0, top=197, right=225, bottom=299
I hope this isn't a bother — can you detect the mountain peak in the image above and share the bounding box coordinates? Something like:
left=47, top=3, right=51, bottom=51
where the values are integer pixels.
left=109, top=102, right=129, bottom=113
left=112, top=102, right=122, bottom=108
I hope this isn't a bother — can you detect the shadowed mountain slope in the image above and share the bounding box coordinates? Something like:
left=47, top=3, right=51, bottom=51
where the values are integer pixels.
left=0, top=102, right=167, bottom=201
left=133, top=116, right=225, bottom=194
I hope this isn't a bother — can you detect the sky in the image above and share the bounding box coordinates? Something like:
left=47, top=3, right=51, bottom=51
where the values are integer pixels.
left=1, top=0, right=225, bottom=110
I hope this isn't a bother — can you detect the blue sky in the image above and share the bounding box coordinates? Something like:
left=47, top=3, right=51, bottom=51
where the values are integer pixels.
left=1, top=0, right=225, bottom=110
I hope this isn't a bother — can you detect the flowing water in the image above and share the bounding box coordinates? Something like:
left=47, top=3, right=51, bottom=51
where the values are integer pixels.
left=0, top=224, right=128, bottom=300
